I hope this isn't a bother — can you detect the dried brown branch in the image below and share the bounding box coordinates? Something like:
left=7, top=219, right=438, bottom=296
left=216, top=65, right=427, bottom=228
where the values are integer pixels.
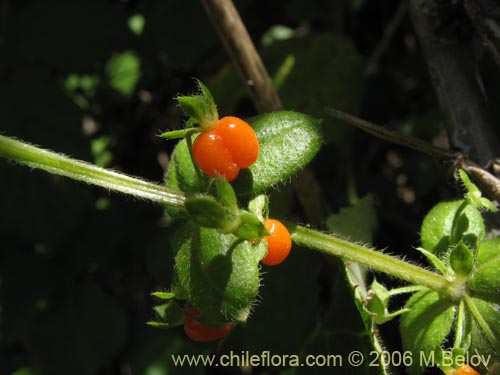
left=409, top=0, right=500, bottom=165
left=200, top=0, right=330, bottom=224
left=325, top=107, right=460, bottom=160
left=199, top=0, right=281, bottom=113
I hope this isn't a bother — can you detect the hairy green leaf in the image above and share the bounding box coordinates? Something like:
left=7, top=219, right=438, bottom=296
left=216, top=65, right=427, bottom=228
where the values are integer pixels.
left=174, top=225, right=260, bottom=325
left=400, top=289, right=456, bottom=375
left=420, top=200, right=485, bottom=255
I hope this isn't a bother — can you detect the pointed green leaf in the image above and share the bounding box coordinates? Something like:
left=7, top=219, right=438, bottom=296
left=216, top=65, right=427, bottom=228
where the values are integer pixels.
left=326, top=194, right=377, bottom=244
left=420, top=200, right=485, bottom=255
left=415, top=247, right=449, bottom=275
left=196, top=79, right=218, bottom=123
left=400, top=289, right=456, bottom=375
left=247, top=194, right=269, bottom=220
left=150, top=300, right=184, bottom=328
left=151, top=292, right=175, bottom=300
left=449, top=241, right=473, bottom=278
left=177, top=96, right=208, bottom=126
left=160, top=128, right=195, bottom=140
left=214, top=176, right=237, bottom=210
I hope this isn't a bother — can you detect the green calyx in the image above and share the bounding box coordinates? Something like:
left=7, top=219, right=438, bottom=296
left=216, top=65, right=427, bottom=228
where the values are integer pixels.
left=176, top=80, right=219, bottom=130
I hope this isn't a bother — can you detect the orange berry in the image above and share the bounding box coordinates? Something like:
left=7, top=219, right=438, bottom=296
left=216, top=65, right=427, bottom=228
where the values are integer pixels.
left=192, top=130, right=240, bottom=181
left=183, top=307, right=232, bottom=342
left=215, top=116, right=259, bottom=168
left=261, top=219, right=292, bottom=266
left=455, top=365, right=481, bottom=375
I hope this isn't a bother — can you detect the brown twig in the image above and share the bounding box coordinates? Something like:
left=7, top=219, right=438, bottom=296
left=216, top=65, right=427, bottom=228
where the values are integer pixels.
left=199, top=0, right=281, bottom=113
left=200, top=0, right=330, bottom=224
left=409, top=0, right=500, bottom=165
left=325, top=107, right=460, bottom=160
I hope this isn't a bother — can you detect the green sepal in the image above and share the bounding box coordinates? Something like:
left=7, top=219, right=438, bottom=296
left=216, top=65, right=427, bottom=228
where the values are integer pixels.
left=184, top=196, right=238, bottom=233
left=150, top=291, right=175, bottom=300
left=159, top=128, right=198, bottom=140
left=214, top=176, right=238, bottom=210
left=234, top=211, right=269, bottom=240
left=459, top=169, right=498, bottom=212
left=415, top=247, right=449, bottom=276
left=449, top=241, right=473, bottom=278
left=176, top=80, right=218, bottom=129
left=365, top=280, right=410, bottom=325
left=196, top=80, right=218, bottom=123
left=148, top=300, right=185, bottom=329
left=176, top=96, right=209, bottom=126
left=174, top=224, right=260, bottom=325
left=248, top=194, right=269, bottom=221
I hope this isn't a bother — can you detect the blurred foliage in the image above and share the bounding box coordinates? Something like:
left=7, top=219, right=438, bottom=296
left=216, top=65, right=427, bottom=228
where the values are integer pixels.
left=1, top=0, right=499, bottom=374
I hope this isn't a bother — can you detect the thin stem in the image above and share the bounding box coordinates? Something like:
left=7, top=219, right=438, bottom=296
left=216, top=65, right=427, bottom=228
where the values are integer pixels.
left=387, top=285, right=426, bottom=297
left=464, top=294, right=500, bottom=352
left=454, top=300, right=465, bottom=349
left=290, top=225, right=461, bottom=299
left=325, top=107, right=460, bottom=160
left=0, top=134, right=186, bottom=207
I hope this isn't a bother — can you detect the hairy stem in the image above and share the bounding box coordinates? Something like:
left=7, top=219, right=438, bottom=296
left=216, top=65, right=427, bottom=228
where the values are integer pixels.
left=0, top=134, right=186, bottom=207
left=0, top=134, right=460, bottom=298
left=290, top=225, right=461, bottom=299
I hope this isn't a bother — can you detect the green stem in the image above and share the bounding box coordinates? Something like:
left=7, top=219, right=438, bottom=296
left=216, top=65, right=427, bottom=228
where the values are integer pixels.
left=454, top=300, right=465, bottom=349
left=464, top=294, right=500, bottom=352
left=290, top=225, right=461, bottom=299
left=0, top=134, right=463, bottom=300
left=0, top=134, right=186, bottom=207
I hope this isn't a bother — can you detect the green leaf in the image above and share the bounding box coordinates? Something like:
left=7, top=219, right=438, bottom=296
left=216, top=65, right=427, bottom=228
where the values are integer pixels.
left=459, top=169, right=499, bottom=212
left=214, top=176, right=238, bottom=210
left=449, top=241, right=474, bottom=278
left=232, top=111, right=323, bottom=195
left=325, top=194, right=377, bottom=244
left=468, top=237, right=500, bottom=303
left=150, top=300, right=184, bottom=328
left=415, top=247, right=449, bottom=275
left=184, top=196, right=238, bottom=233
left=176, top=96, right=210, bottom=126
left=400, top=289, right=456, bottom=375
left=151, top=292, right=175, bottom=300
left=464, top=297, right=500, bottom=371
left=106, top=50, right=141, bottom=97
left=173, top=225, right=260, bottom=325
left=420, top=200, right=485, bottom=256
left=159, top=129, right=195, bottom=140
